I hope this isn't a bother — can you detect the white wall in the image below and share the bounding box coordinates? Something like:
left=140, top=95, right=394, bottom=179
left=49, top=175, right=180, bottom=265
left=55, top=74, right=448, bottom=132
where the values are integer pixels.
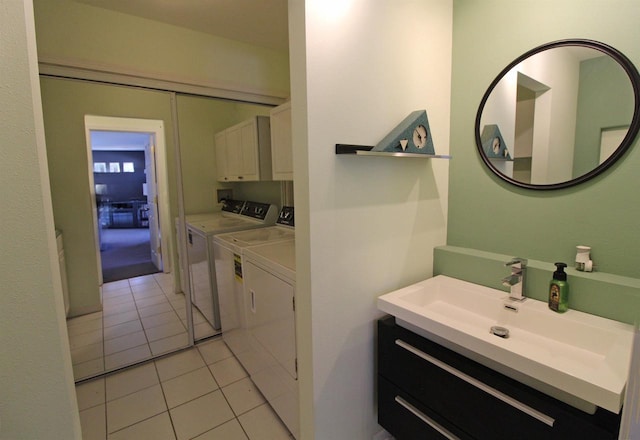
left=291, top=1, right=452, bottom=438
left=0, top=0, right=80, bottom=438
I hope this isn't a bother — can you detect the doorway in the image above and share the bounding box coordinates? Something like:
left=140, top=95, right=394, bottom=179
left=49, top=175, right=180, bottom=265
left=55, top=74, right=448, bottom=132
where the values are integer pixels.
left=91, top=132, right=161, bottom=282
left=84, top=116, right=172, bottom=285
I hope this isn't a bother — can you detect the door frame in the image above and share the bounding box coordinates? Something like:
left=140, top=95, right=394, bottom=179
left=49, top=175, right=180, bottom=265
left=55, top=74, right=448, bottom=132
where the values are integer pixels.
left=84, top=115, right=172, bottom=284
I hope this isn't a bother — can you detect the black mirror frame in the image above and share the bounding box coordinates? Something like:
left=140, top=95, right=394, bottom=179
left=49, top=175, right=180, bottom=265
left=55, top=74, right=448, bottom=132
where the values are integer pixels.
left=475, top=39, right=640, bottom=190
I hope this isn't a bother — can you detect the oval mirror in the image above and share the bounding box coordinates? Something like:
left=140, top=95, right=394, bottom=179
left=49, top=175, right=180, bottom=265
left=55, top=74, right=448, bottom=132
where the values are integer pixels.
left=475, top=39, right=640, bottom=190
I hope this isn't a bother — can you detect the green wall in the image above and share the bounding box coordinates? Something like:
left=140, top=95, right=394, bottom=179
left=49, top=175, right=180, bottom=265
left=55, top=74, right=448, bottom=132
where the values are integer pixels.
left=40, top=77, right=176, bottom=315
left=176, top=94, right=281, bottom=214
left=41, top=80, right=284, bottom=315
left=33, top=0, right=290, bottom=98
left=448, top=0, right=640, bottom=321
left=573, top=55, right=635, bottom=177
left=449, top=0, right=640, bottom=278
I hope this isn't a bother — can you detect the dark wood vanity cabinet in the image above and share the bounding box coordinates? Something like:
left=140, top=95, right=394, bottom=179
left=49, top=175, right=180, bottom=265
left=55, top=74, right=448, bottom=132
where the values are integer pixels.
left=377, top=316, right=621, bottom=440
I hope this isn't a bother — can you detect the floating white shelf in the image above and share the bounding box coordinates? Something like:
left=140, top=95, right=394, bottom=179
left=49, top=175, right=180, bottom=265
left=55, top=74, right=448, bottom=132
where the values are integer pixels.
left=335, top=144, right=451, bottom=159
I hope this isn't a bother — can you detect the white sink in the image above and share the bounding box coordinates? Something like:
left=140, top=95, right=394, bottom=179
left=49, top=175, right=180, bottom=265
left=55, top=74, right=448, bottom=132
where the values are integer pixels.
left=377, top=275, right=634, bottom=414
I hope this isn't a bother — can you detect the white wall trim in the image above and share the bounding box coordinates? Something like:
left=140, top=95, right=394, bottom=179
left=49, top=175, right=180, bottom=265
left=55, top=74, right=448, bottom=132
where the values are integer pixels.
left=84, top=115, right=173, bottom=281
left=39, top=55, right=287, bottom=106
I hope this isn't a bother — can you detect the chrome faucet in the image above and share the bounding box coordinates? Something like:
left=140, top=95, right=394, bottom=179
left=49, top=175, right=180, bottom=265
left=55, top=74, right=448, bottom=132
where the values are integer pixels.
left=502, top=257, right=527, bottom=301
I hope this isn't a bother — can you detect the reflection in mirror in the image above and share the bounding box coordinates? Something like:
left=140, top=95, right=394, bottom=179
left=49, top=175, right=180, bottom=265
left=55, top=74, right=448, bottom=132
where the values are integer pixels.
left=476, top=39, right=640, bottom=189
left=175, top=95, right=276, bottom=346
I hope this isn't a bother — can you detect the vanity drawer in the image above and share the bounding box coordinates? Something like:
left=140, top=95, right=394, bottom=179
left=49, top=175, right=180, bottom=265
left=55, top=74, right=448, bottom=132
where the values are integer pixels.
left=378, top=316, right=620, bottom=440
left=378, top=375, right=472, bottom=440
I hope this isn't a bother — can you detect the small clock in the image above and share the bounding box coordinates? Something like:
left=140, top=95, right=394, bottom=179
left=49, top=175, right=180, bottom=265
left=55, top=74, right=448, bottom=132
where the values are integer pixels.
left=480, top=124, right=512, bottom=160
left=373, top=110, right=435, bottom=154
left=413, top=125, right=428, bottom=149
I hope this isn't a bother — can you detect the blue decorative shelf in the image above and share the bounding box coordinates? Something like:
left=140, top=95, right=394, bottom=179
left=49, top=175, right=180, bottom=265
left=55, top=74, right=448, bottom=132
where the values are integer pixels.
left=335, top=110, right=451, bottom=159
left=335, top=144, right=451, bottom=158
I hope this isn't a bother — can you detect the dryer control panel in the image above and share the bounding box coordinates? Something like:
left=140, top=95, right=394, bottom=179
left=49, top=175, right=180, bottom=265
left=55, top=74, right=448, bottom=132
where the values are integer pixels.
left=277, top=206, right=295, bottom=227
left=241, top=201, right=278, bottom=223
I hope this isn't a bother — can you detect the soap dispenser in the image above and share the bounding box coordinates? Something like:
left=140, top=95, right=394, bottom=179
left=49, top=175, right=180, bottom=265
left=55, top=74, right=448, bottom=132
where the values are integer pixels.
left=549, top=262, right=569, bottom=313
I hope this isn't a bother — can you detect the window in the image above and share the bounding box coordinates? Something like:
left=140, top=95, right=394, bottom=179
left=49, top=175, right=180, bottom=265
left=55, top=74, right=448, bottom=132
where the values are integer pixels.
left=123, top=162, right=135, bottom=173
left=94, top=162, right=107, bottom=173
left=109, top=162, right=121, bottom=173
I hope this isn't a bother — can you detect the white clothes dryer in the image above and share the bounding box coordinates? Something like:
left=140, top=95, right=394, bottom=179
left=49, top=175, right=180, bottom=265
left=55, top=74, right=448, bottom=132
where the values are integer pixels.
left=213, top=206, right=294, bottom=347
left=185, top=200, right=277, bottom=330
left=241, top=238, right=297, bottom=439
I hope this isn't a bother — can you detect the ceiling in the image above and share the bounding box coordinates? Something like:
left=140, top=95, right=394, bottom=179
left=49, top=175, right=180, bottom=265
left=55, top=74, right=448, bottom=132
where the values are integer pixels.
left=74, top=0, right=289, bottom=51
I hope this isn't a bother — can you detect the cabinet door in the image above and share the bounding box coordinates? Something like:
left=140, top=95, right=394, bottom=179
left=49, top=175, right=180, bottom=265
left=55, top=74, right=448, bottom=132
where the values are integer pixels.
left=225, top=124, right=243, bottom=180
left=270, top=102, right=293, bottom=180
left=215, top=131, right=229, bottom=182
left=244, top=261, right=296, bottom=379
left=378, top=316, right=621, bottom=440
left=379, top=375, right=472, bottom=440
left=239, top=119, right=259, bottom=181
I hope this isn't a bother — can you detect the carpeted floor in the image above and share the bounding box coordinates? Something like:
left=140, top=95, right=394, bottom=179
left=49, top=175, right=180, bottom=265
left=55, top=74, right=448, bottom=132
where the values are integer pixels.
left=100, top=228, right=160, bottom=282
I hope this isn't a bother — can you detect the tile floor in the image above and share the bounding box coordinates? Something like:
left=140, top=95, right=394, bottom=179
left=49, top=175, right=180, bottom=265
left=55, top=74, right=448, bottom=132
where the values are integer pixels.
left=68, top=273, right=216, bottom=380
left=76, top=338, right=294, bottom=439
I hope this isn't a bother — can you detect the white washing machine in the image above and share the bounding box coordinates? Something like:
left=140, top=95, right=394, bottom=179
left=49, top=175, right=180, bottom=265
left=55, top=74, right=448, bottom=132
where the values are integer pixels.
left=213, top=207, right=295, bottom=353
left=240, top=238, right=298, bottom=439
left=186, top=200, right=277, bottom=330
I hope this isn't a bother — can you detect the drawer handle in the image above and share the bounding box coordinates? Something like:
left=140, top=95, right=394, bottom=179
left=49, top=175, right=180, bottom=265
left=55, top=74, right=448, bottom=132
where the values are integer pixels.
left=395, top=396, right=461, bottom=440
left=395, top=339, right=555, bottom=427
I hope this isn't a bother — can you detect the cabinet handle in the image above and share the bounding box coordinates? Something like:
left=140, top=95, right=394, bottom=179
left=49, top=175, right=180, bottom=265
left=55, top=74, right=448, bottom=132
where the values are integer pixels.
left=395, top=339, right=555, bottom=427
left=394, top=396, right=461, bottom=440
left=250, top=289, right=256, bottom=313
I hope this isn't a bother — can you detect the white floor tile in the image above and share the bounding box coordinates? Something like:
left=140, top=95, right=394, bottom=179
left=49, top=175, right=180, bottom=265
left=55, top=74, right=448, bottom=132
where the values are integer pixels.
left=155, top=348, right=206, bottom=381
left=103, top=319, right=143, bottom=341
left=79, top=404, right=106, bottom=440
left=150, top=332, right=189, bottom=356
left=67, top=311, right=102, bottom=326
left=103, top=294, right=135, bottom=307
left=208, top=356, right=248, bottom=387
left=135, top=295, right=169, bottom=309
left=132, top=290, right=166, bottom=302
left=128, top=274, right=158, bottom=286
left=193, top=419, right=249, bottom=440
left=222, top=377, right=265, bottom=417
left=141, top=310, right=181, bottom=330
left=104, top=330, right=148, bottom=356
left=69, top=329, right=103, bottom=349
left=106, top=362, right=159, bottom=402
left=102, top=286, right=133, bottom=299
left=197, top=339, right=233, bottom=365
left=145, top=320, right=187, bottom=342
left=138, top=301, right=173, bottom=318
left=67, top=317, right=103, bottom=337
left=105, top=344, right=151, bottom=370
left=106, top=384, right=167, bottom=433
left=161, top=366, right=219, bottom=409
left=194, top=322, right=217, bottom=339
left=108, top=412, right=176, bottom=440
left=238, top=404, right=291, bottom=440
left=131, top=284, right=164, bottom=296
left=73, top=358, right=105, bottom=380
left=76, top=378, right=105, bottom=411
left=103, top=310, right=140, bottom=328
left=169, top=391, right=235, bottom=440
left=71, top=341, right=103, bottom=365
left=102, top=301, right=136, bottom=317
left=103, top=280, right=130, bottom=291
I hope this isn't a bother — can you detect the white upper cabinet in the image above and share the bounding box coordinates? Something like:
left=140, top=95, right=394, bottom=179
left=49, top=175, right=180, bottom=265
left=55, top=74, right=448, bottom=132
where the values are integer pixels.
left=215, top=116, right=272, bottom=182
left=214, top=130, right=228, bottom=181
left=269, top=101, right=293, bottom=181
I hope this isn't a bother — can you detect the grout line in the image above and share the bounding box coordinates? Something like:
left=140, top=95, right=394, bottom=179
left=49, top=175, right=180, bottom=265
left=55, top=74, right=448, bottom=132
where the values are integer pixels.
left=103, top=378, right=108, bottom=440
left=152, top=358, right=178, bottom=440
